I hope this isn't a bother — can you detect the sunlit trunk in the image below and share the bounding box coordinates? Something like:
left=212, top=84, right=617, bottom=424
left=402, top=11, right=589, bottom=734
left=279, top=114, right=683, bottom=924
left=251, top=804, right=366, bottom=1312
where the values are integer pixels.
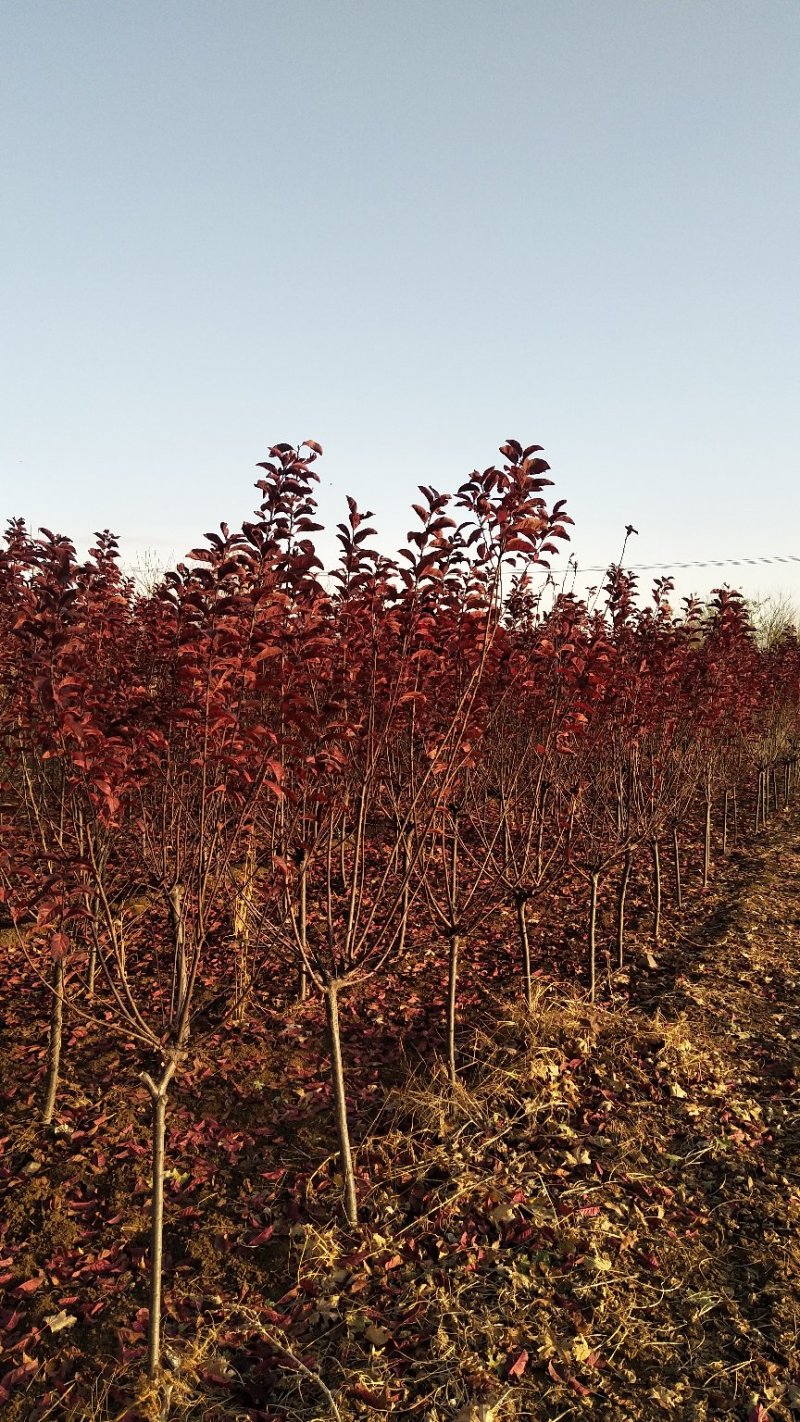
left=447, top=932, right=461, bottom=1086
left=651, top=838, right=662, bottom=945
left=672, top=825, right=682, bottom=910
left=324, top=984, right=358, bottom=1227
left=589, top=872, right=600, bottom=1004
left=616, top=849, right=632, bottom=970
left=41, top=956, right=64, bottom=1126
left=516, top=895, right=533, bottom=1009
left=142, top=1059, right=177, bottom=1379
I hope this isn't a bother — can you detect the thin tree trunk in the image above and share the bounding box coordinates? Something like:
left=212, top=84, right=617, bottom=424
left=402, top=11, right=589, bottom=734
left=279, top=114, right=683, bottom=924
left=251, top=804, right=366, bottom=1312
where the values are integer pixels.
left=732, top=786, right=738, bottom=847
left=672, top=825, right=682, bottom=910
left=755, top=772, right=762, bottom=832
left=41, top=956, right=65, bottom=1126
left=168, top=884, right=187, bottom=1027
left=396, top=830, right=413, bottom=958
left=339, top=821, right=348, bottom=894
left=652, top=838, right=662, bottom=945
left=298, top=857, right=308, bottom=1002
left=447, top=932, right=460, bottom=1086
left=537, top=787, right=549, bottom=881
left=142, top=1059, right=177, bottom=1379
left=324, top=984, right=358, bottom=1227
left=87, top=939, right=97, bottom=1003
left=722, top=788, right=729, bottom=855
left=516, top=896, right=532, bottom=1010
left=589, top=872, right=600, bottom=1004
left=703, top=797, right=712, bottom=888
left=616, top=849, right=632, bottom=970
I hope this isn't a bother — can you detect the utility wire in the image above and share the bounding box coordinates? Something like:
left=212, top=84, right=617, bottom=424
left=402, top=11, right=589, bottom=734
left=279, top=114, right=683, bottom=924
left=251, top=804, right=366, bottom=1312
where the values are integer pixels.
left=117, top=550, right=800, bottom=576
left=533, top=553, right=800, bottom=577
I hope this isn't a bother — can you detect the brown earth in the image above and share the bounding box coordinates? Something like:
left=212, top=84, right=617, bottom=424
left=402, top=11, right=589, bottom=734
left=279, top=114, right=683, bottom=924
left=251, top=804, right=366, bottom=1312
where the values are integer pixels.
left=2, top=815, right=800, bottom=1421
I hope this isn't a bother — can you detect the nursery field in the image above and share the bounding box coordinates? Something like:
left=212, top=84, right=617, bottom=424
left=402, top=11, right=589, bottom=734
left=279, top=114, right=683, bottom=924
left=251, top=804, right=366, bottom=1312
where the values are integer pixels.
left=2, top=439, right=800, bottom=1420
left=3, top=810, right=800, bottom=1421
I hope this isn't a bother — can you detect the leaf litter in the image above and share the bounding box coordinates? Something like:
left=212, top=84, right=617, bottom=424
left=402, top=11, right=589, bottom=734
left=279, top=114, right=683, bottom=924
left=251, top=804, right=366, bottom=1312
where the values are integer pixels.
left=2, top=821, right=800, bottom=1419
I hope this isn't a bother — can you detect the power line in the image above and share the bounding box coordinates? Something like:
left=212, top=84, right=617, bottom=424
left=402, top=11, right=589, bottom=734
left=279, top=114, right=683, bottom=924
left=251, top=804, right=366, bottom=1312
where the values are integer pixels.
left=116, top=550, right=800, bottom=577
left=561, top=553, right=800, bottom=575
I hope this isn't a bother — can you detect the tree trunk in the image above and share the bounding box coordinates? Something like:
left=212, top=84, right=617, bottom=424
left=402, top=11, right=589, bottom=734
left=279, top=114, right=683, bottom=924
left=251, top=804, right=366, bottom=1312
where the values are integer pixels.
left=589, top=873, right=600, bottom=1004
left=396, top=829, right=413, bottom=959
left=298, top=858, right=308, bottom=1002
left=616, top=849, right=632, bottom=970
left=672, top=825, right=682, bottom=910
left=168, top=884, right=187, bottom=1028
left=703, top=797, right=712, bottom=888
left=142, top=1060, right=177, bottom=1379
left=722, top=788, right=729, bottom=855
left=732, top=785, right=738, bottom=847
left=755, top=772, right=762, bottom=832
left=41, top=956, right=65, bottom=1126
left=324, top=984, right=358, bottom=1227
left=447, top=932, right=461, bottom=1086
left=87, top=939, right=97, bottom=1003
left=651, top=838, right=662, bottom=945
left=516, top=896, right=533, bottom=1010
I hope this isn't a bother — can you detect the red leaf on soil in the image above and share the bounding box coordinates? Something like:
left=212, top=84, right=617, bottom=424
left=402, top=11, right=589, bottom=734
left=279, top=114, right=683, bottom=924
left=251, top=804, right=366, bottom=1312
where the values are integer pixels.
left=570, top=1376, right=592, bottom=1397
left=14, top=1277, right=44, bottom=1295
left=246, top=1225, right=274, bottom=1247
left=508, top=1348, right=529, bottom=1378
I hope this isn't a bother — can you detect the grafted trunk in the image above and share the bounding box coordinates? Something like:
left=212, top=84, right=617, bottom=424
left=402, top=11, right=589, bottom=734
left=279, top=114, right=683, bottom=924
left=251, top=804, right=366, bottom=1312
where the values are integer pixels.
left=516, top=895, right=533, bottom=1009
left=142, top=1059, right=177, bottom=1379
left=447, top=932, right=461, bottom=1085
left=703, top=796, right=712, bottom=888
left=651, top=838, right=662, bottom=945
left=41, top=956, right=65, bottom=1126
left=616, top=849, right=632, bottom=970
left=589, top=872, right=600, bottom=1004
left=298, top=855, right=309, bottom=1002
left=396, top=829, right=413, bottom=959
left=703, top=799, right=712, bottom=887
left=87, top=939, right=97, bottom=1003
left=168, top=883, right=187, bottom=1026
left=672, top=825, right=682, bottom=910
left=324, top=984, right=358, bottom=1227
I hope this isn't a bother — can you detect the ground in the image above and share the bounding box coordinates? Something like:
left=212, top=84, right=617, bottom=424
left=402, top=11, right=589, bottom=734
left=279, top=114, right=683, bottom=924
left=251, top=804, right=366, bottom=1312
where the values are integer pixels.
left=2, top=814, right=800, bottom=1421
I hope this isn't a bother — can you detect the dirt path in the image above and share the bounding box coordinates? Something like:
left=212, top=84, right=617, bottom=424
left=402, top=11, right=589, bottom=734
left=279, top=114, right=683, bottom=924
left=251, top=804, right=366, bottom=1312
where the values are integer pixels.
left=641, top=821, right=800, bottom=1417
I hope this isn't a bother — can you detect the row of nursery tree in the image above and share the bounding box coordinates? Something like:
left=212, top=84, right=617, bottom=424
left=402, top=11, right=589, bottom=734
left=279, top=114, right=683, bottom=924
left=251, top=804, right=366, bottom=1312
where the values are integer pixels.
left=1, top=439, right=799, bottom=1376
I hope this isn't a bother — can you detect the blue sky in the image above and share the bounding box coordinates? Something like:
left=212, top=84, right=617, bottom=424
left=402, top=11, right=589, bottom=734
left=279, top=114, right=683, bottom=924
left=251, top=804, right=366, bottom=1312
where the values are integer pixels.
left=2, top=1, right=799, bottom=609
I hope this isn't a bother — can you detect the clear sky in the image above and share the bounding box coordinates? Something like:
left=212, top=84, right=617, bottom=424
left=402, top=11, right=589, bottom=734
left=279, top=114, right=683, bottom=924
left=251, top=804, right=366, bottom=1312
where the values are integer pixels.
left=2, top=1, right=799, bottom=610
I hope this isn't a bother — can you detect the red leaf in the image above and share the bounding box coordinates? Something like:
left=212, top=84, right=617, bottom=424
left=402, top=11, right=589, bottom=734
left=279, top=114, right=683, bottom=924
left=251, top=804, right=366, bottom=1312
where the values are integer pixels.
left=508, top=1348, right=529, bottom=1379
left=15, top=1276, right=44, bottom=1295
left=246, top=1225, right=274, bottom=1247
left=50, top=932, right=70, bottom=960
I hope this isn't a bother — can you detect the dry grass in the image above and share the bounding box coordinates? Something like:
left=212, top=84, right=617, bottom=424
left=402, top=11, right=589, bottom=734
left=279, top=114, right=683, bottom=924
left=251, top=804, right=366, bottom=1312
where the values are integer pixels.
left=5, top=823, right=800, bottom=1419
